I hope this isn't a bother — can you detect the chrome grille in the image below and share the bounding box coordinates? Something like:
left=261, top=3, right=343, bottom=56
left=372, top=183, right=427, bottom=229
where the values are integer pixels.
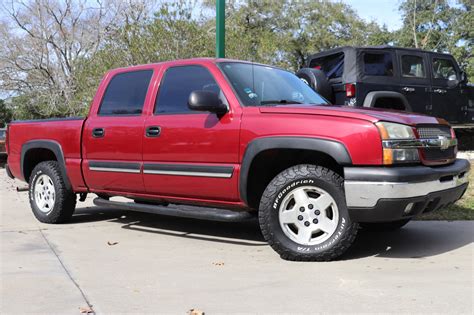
left=417, top=126, right=452, bottom=139
left=416, top=125, right=455, bottom=162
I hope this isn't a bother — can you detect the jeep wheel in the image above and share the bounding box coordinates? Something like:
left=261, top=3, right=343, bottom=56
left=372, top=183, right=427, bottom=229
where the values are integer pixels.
left=259, top=164, right=358, bottom=261
left=29, top=161, right=76, bottom=223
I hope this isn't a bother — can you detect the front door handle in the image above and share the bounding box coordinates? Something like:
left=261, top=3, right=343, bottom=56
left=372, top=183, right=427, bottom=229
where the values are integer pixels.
left=402, top=87, right=415, bottom=92
left=146, top=126, right=161, bottom=137
left=433, top=88, right=447, bottom=94
left=92, top=128, right=105, bottom=138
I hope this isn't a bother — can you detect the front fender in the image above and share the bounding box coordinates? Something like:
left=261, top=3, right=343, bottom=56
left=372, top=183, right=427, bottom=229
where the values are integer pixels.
left=239, top=136, right=352, bottom=205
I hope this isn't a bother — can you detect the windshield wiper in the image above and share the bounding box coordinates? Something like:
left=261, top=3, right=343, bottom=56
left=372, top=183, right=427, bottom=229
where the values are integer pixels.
left=260, top=99, right=303, bottom=105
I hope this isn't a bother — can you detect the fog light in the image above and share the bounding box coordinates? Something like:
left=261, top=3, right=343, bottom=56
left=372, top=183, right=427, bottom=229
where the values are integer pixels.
left=404, top=203, right=414, bottom=214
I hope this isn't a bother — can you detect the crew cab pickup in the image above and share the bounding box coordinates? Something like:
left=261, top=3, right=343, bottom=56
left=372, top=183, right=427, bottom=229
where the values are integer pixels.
left=5, top=58, right=470, bottom=261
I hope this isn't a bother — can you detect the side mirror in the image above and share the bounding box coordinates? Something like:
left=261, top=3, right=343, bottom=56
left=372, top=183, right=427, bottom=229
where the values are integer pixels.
left=188, top=90, right=228, bottom=115
left=447, top=78, right=459, bottom=88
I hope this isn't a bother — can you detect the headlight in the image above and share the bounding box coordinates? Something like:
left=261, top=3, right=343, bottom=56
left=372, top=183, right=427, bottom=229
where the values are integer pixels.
left=376, top=122, right=415, bottom=139
left=376, top=122, right=419, bottom=164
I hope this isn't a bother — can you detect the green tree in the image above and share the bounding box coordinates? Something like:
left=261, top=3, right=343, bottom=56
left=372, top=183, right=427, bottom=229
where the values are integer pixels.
left=0, top=99, right=13, bottom=127
left=206, top=0, right=391, bottom=71
left=74, top=0, right=215, bottom=112
left=396, top=0, right=473, bottom=81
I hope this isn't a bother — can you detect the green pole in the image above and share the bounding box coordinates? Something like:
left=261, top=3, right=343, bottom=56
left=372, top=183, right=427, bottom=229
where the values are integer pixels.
left=216, top=0, right=225, bottom=58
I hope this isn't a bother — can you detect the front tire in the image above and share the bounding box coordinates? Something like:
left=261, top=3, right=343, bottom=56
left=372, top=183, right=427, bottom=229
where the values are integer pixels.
left=29, top=161, right=76, bottom=223
left=259, top=164, right=358, bottom=261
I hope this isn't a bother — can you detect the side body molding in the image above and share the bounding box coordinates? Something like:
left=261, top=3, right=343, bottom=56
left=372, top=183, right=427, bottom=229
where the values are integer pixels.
left=239, top=137, right=352, bottom=206
left=21, top=140, right=72, bottom=190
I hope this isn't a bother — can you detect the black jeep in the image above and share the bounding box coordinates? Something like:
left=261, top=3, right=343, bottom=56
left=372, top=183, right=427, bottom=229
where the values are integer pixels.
left=297, top=46, right=474, bottom=127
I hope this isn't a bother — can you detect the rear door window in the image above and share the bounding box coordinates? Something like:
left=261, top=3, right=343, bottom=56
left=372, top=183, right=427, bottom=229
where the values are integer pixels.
left=98, top=70, right=153, bottom=116
left=309, top=52, right=344, bottom=79
left=363, top=52, right=394, bottom=76
left=401, top=55, right=425, bottom=78
left=432, top=58, right=458, bottom=81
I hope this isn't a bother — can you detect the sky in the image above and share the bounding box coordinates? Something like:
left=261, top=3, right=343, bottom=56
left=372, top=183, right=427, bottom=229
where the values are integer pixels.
left=339, top=0, right=403, bottom=31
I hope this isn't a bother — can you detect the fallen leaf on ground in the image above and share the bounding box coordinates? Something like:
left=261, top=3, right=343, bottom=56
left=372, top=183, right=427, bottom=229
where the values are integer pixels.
left=79, top=306, right=93, bottom=313
left=188, top=308, right=205, bottom=315
left=212, top=262, right=225, bottom=266
left=107, top=241, right=119, bottom=246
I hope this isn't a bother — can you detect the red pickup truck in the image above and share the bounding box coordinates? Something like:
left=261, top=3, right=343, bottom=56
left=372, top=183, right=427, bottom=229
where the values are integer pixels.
left=5, top=58, right=470, bottom=261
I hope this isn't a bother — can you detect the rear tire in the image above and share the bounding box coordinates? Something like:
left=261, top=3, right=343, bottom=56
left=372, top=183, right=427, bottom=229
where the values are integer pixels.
left=360, top=219, right=411, bottom=231
left=259, top=164, right=358, bottom=261
left=29, top=161, right=76, bottom=223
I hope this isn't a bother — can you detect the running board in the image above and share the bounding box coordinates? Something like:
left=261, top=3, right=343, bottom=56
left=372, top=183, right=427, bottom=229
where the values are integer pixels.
left=93, top=198, right=256, bottom=222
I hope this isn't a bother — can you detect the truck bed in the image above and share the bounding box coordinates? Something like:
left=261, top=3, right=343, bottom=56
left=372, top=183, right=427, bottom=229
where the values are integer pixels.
left=7, top=117, right=86, bottom=189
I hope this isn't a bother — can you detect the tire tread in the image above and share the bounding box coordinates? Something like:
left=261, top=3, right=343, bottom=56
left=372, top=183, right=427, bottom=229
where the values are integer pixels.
left=29, top=161, right=76, bottom=224
left=259, top=164, right=358, bottom=261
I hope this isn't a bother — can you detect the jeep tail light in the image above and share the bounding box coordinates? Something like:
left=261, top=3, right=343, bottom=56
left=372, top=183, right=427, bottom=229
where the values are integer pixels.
left=345, top=83, right=356, bottom=98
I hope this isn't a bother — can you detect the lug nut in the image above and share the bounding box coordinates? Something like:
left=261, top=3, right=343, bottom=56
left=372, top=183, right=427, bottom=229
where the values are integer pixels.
left=308, top=204, right=314, bottom=209
left=299, top=207, right=305, bottom=212
left=313, top=219, right=318, bottom=224
left=298, top=215, right=304, bottom=221
left=304, top=221, right=310, bottom=227
left=314, top=210, right=320, bottom=215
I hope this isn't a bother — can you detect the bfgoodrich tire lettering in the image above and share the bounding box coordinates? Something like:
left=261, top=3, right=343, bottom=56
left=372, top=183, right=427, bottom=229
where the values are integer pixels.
left=29, top=161, right=76, bottom=223
left=259, top=164, right=358, bottom=261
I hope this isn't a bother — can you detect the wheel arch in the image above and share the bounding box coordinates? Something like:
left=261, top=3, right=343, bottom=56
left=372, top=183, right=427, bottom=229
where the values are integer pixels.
left=362, top=91, right=412, bottom=111
left=240, top=137, right=352, bottom=209
left=21, top=140, right=72, bottom=190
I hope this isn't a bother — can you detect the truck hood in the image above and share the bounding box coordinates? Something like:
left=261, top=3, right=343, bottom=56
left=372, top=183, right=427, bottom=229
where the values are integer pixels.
left=259, top=105, right=448, bottom=126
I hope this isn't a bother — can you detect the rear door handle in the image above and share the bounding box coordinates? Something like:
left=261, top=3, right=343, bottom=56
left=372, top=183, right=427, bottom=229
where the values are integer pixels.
left=402, top=87, right=415, bottom=92
left=433, top=88, right=447, bottom=94
left=146, top=126, right=161, bottom=137
left=92, top=128, right=105, bottom=138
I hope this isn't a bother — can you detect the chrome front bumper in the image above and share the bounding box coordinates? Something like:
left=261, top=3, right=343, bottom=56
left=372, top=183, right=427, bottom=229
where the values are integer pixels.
left=345, top=171, right=469, bottom=208
left=344, top=159, right=470, bottom=208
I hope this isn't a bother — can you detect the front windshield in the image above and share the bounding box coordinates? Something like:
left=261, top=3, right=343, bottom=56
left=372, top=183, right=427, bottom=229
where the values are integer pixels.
left=219, top=62, right=328, bottom=106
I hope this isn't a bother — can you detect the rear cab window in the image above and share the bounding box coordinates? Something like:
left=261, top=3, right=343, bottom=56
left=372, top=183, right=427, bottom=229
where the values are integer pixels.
left=309, top=52, right=344, bottom=80
left=363, top=52, right=394, bottom=76
left=98, top=70, right=153, bottom=116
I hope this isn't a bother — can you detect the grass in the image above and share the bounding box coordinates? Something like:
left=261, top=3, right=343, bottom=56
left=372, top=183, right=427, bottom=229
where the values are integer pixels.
left=417, top=162, right=474, bottom=220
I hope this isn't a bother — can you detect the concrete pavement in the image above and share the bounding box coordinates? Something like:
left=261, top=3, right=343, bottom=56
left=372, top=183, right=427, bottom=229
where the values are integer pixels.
left=1, top=169, right=473, bottom=314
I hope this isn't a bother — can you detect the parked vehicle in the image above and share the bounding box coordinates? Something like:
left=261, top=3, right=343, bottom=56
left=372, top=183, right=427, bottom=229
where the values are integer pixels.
left=297, top=46, right=474, bottom=126
left=0, top=128, right=6, bottom=155
left=5, top=58, right=470, bottom=261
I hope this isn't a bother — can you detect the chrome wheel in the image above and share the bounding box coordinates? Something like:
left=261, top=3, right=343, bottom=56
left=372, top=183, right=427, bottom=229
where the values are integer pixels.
left=34, top=174, right=56, bottom=213
left=278, top=185, right=339, bottom=246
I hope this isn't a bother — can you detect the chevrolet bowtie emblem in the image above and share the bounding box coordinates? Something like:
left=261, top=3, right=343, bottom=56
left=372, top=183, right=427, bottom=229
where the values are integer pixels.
left=438, top=135, right=450, bottom=150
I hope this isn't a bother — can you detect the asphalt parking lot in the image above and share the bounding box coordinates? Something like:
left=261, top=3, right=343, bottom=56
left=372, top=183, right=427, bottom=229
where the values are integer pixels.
left=1, top=168, right=473, bottom=314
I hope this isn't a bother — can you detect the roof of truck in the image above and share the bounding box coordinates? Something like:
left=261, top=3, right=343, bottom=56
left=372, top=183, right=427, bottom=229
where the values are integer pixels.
left=109, top=58, right=266, bottom=72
